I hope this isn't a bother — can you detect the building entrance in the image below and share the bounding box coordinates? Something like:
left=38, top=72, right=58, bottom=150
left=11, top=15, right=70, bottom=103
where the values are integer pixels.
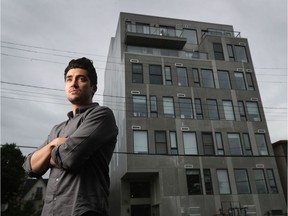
left=131, top=204, right=151, bottom=216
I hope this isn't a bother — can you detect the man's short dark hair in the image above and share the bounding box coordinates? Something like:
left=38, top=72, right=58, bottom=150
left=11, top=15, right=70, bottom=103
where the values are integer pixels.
left=64, top=57, right=97, bottom=88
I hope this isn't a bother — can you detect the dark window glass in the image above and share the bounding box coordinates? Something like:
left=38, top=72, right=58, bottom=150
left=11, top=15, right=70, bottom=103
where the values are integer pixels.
left=202, top=133, right=215, bottom=155
left=164, top=66, right=172, bottom=85
left=149, top=65, right=162, bottom=84
left=234, top=169, right=251, bottom=194
left=133, top=131, right=148, bottom=153
left=155, top=131, right=167, bottom=154
left=195, top=98, right=203, bottom=119
left=170, top=131, right=178, bottom=155
left=215, top=132, right=224, bottom=155
left=201, top=69, right=215, bottom=88
left=254, top=169, right=267, bottom=193
left=238, top=101, right=247, bottom=121
left=246, top=73, right=255, bottom=90
left=234, top=72, right=246, bottom=90
left=228, top=133, right=243, bottom=155
left=150, top=96, right=158, bottom=117
left=204, top=169, right=213, bottom=194
left=243, top=133, right=252, bottom=155
left=136, top=23, right=150, bottom=34
left=213, top=43, right=224, bottom=60
left=179, top=98, right=193, bottom=118
left=132, top=63, right=143, bottom=83
left=163, top=97, right=175, bottom=118
left=235, top=45, right=248, bottom=63
left=207, top=99, right=219, bottom=120
left=267, top=169, right=278, bottom=193
left=227, top=44, right=235, bottom=61
left=186, top=169, right=202, bottom=195
left=133, top=95, right=147, bottom=117
left=223, top=100, right=235, bottom=120
left=247, top=101, right=261, bottom=121
left=130, top=182, right=150, bottom=198
left=176, top=67, right=188, bottom=86
left=182, top=29, right=198, bottom=44
left=255, top=134, right=269, bottom=155
left=217, top=169, right=231, bottom=194
left=193, top=68, right=201, bottom=87
left=218, top=70, right=231, bottom=89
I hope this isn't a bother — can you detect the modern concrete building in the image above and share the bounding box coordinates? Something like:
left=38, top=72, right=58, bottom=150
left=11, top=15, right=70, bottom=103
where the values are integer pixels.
left=104, top=12, right=286, bottom=216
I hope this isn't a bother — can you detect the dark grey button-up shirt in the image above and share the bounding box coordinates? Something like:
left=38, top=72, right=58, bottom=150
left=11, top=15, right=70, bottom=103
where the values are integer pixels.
left=23, top=103, right=118, bottom=216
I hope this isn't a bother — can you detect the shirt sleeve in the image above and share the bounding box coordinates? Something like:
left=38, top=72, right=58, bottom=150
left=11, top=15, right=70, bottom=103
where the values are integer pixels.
left=51, top=106, right=118, bottom=172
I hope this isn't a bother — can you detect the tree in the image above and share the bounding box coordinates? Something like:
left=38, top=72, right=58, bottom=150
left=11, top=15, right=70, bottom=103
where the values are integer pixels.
left=1, top=143, right=26, bottom=215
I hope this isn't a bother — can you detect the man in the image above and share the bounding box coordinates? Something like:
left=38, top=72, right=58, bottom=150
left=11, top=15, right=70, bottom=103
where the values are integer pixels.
left=23, top=57, right=118, bottom=216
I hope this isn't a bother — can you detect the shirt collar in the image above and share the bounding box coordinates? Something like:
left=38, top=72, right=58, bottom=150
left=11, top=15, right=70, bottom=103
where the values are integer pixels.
left=67, top=103, right=99, bottom=119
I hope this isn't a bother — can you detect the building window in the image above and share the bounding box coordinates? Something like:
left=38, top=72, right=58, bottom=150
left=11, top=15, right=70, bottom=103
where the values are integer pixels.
left=215, top=132, right=224, bottom=155
left=217, top=169, right=231, bottom=194
left=253, top=169, right=267, bottom=193
left=150, top=96, right=158, bottom=117
left=176, top=67, right=188, bottom=86
left=136, top=23, right=150, bottom=34
left=238, top=101, right=247, bottom=120
left=149, top=65, right=162, bottom=84
left=133, top=131, right=148, bottom=153
left=242, top=133, right=252, bottom=155
left=223, top=100, right=235, bottom=120
left=207, top=99, right=219, bottom=120
left=163, top=97, right=175, bottom=118
left=234, top=72, right=246, bottom=90
left=133, top=95, right=147, bottom=117
left=169, top=131, right=178, bottom=155
left=213, top=43, right=224, bottom=60
left=228, top=133, right=243, bottom=155
left=227, top=44, right=235, bottom=61
left=255, top=134, right=269, bottom=155
left=159, top=25, right=176, bottom=37
left=235, top=45, right=248, bottom=63
left=246, top=73, right=255, bottom=90
left=203, top=169, right=213, bottom=194
left=182, top=29, right=198, bottom=44
left=192, top=68, right=200, bottom=87
left=186, top=169, right=202, bottom=195
left=267, top=169, right=278, bottom=193
left=183, top=132, right=198, bottom=155
left=234, top=169, right=251, bottom=194
left=218, top=70, right=231, bottom=89
left=130, top=182, right=150, bottom=198
left=179, top=98, right=193, bottom=118
left=164, top=66, right=172, bottom=85
left=246, top=101, right=261, bottom=121
left=201, top=69, right=215, bottom=88
left=202, top=132, right=215, bottom=155
left=195, top=98, right=203, bottom=119
left=132, top=63, right=143, bottom=83
left=155, top=131, right=167, bottom=154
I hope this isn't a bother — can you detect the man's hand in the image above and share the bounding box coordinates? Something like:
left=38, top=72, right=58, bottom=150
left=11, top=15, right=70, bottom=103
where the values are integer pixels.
left=49, top=138, right=68, bottom=167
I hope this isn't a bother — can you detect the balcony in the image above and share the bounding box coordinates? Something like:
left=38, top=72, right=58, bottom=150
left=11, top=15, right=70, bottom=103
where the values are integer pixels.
left=201, top=28, right=241, bottom=39
left=125, top=24, right=187, bottom=49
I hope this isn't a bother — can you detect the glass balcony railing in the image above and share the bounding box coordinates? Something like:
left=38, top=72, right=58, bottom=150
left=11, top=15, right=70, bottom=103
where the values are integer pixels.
left=201, top=28, right=241, bottom=39
left=126, top=23, right=184, bottom=38
left=127, top=46, right=208, bottom=60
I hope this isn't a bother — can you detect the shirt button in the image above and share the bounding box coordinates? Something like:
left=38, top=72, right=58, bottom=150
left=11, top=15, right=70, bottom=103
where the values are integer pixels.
left=56, top=178, right=59, bottom=182
left=54, top=197, right=57, bottom=201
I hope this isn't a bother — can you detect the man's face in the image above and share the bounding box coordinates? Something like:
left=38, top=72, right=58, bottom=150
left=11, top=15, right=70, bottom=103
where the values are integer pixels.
left=65, top=68, right=96, bottom=106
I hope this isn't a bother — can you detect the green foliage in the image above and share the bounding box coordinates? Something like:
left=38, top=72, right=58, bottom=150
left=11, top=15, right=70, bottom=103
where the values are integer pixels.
left=1, top=143, right=26, bottom=213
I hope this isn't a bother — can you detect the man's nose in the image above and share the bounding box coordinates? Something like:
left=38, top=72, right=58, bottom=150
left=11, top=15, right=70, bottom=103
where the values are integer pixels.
left=71, top=78, right=79, bottom=87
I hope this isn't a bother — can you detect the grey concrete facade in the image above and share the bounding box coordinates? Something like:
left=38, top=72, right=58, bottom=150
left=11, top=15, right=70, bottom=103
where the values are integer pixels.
left=104, top=12, right=286, bottom=216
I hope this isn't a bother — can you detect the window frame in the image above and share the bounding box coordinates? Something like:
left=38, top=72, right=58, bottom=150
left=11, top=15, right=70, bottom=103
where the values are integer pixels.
left=179, top=97, right=193, bottom=119
left=176, top=67, right=189, bottom=86
left=183, top=132, right=198, bottom=155
left=150, top=96, right=158, bottom=117
left=202, top=132, right=215, bottom=155
left=186, top=169, right=203, bottom=195
left=207, top=99, right=219, bottom=120
left=155, top=131, right=167, bottom=154
left=253, top=169, right=268, bottom=193
left=255, top=133, right=269, bottom=155
left=213, top=43, right=224, bottom=60
left=149, top=64, right=163, bottom=85
left=132, top=95, right=147, bottom=117
left=227, top=133, right=243, bottom=155
left=132, top=63, right=143, bottom=83
left=163, top=96, right=175, bottom=118
left=216, top=169, right=231, bottom=194
left=201, top=69, right=215, bottom=88
left=223, top=100, right=235, bottom=120
left=218, top=70, right=231, bottom=89
left=133, top=130, right=149, bottom=154
left=234, top=169, right=251, bottom=194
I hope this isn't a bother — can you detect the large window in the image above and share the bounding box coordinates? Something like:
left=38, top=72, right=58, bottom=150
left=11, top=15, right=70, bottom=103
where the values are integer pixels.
left=133, top=95, right=147, bottom=117
left=179, top=98, right=193, bottom=118
left=201, top=69, right=215, bottom=88
left=169, top=131, right=178, bottom=155
left=223, top=100, right=235, bottom=120
left=164, top=66, right=172, bottom=85
left=228, top=133, right=243, bottom=155
left=207, top=99, right=219, bottom=120
left=253, top=169, right=267, bottom=193
left=235, top=45, right=248, bottom=63
left=150, top=96, right=158, bottom=117
left=182, top=29, right=198, bottom=44
left=163, top=97, right=175, bottom=118
left=246, top=101, right=261, bottom=121
left=234, top=169, right=251, bottom=194
left=149, top=65, right=162, bottom=84
left=213, top=43, right=224, bottom=60
left=217, top=169, right=231, bottom=194
left=176, top=67, right=188, bottom=86
left=183, top=132, right=198, bottom=155
left=195, top=98, right=203, bottom=119
left=133, top=131, right=148, bottom=153
left=202, top=133, right=215, bottom=155
left=203, top=169, right=213, bottom=194
left=186, top=169, right=202, bottom=195
left=255, top=134, right=269, bottom=155
left=234, top=72, right=246, bottom=90
left=132, top=63, right=143, bottom=83
left=218, top=70, right=231, bottom=89
left=267, top=169, right=278, bottom=193
left=136, top=23, right=150, bottom=34
left=155, top=131, right=167, bottom=154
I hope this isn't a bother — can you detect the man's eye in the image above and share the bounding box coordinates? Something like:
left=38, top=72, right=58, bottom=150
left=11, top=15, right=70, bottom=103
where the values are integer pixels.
left=65, top=78, right=72, bottom=82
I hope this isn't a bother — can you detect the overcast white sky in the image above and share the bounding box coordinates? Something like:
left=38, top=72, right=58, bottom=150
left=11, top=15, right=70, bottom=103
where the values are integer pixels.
left=1, top=0, right=287, bottom=156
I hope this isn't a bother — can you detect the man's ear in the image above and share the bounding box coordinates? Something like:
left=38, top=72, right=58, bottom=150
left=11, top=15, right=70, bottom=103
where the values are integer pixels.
left=92, top=86, right=97, bottom=94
